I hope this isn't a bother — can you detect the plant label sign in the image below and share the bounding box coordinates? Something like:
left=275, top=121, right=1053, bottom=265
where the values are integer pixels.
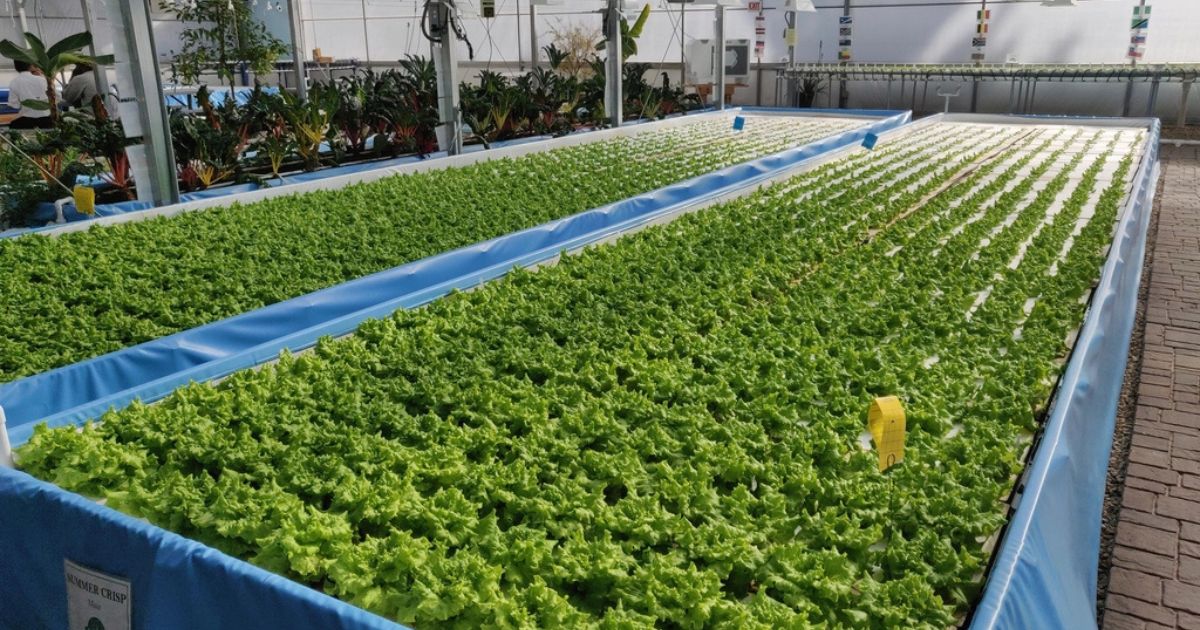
left=861, top=133, right=879, bottom=150
left=868, top=396, right=906, bottom=471
left=64, top=560, right=131, bottom=630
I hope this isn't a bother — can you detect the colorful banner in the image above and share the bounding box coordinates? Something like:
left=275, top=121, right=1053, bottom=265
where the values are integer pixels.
left=1128, top=4, right=1150, bottom=60
left=838, top=15, right=852, bottom=62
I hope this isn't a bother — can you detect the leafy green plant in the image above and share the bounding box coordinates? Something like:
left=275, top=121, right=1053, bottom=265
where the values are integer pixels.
left=0, top=115, right=857, bottom=383
left=0, top=31, right=113, bottom=125
left=158, top=0, right=287, bottom=92
left=596, top=3, right=651, bottom=61
left=280, top=90, right=337, bottom=172
left=0, top=138, right=53, bottom=227
left=17, top=122, right=1145, bottom=627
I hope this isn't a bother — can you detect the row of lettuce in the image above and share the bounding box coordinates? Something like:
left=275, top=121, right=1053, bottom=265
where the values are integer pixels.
left=19, top=122, right=1142, bottom=626
left=0, top=115, right=858, bottom=384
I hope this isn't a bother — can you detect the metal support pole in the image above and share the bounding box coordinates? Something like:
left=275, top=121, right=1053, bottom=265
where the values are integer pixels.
left=681, top=3, right=687, bottom=87
left=970, top=0, right=986, bottom=112
left=886, top=77, right=892, bottom=109
left=286, top=0, right=308, bottom=100
left=1179, top=80, right=1193, bottom=127
left=714, top=4, right=726, bottom=110
left=112, top=0, right=180, bottom=206
left=1027, top=78, right=1037, bottom=114
left=530, top=3, right=539, bottom=69
left=1146, top=77, right=1160, bottom=117
left=431, top=1, right=462, bottom=155
left=516, top=0, right=524, bottom=72
left=838, top=0, right=850, bottom=108
left=1124, top=0, right=1144, bottom=117
left=360, top=0, right=372, bottom=65
left=605, top=0, right=623, bottom=127
left=78, top=0, right=112, bottom=107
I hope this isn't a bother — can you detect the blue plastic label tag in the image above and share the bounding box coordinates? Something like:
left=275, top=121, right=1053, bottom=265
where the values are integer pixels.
left=732, top=116, right=746, bottom=131
left=861, top=133, right=878, bottom=150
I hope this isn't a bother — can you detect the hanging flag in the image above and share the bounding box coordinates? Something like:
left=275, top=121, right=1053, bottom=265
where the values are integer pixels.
left=755, top=12, right=766, bottom=60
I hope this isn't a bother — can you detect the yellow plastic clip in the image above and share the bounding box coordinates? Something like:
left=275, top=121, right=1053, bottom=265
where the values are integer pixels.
left=73, top=186, right=96, bottom=216
left=868, top=396, right=906, bottom=472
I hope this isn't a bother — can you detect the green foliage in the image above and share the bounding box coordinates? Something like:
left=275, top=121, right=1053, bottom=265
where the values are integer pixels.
left=0, top=31, right=113, bottom=124
left=0, top=139, right=53, bottom=228
left=596, top=4, right=652, bottom=61
left=0, top=116, right=853, bottom=383
left=18, top=123, right=1144, bottom=626
left=159, top=0, right=287, bottom=88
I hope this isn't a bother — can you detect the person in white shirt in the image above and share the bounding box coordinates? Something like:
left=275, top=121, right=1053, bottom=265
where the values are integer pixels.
left=7, top=60, right=53, bottom=129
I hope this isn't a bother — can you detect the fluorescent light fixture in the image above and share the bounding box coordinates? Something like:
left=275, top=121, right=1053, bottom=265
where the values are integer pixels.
left=1041, top=0, right=1077, bottom=6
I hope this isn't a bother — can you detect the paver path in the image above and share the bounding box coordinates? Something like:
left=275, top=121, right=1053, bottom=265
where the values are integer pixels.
left=1103, top=143, right=1200, bottom=630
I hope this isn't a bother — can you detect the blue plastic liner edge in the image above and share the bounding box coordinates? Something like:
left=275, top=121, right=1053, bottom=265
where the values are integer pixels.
left=970, top=119, right=1162, bottom=630
left=0, top=109, right=907, bottom=630
left=1, top=110, right=909, bottom=443
left=0, top=467, right=405, bottom=630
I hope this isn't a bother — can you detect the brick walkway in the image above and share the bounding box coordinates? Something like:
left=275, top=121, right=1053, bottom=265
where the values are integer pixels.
left=1104, top=143, right=1200, bottom=630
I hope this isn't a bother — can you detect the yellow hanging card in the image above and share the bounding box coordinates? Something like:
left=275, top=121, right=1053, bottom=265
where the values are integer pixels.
left=73, top=186, right=96, bottom=215
left=868, top=396, right=906, bottom=471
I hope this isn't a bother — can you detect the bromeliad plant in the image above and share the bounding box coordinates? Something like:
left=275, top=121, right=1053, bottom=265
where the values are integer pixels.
left=281, top=89, right=337, bottom=172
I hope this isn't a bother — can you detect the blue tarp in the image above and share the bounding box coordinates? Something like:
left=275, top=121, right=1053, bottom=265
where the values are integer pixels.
left=0, top=468, right=403, bottom=630
left=1, top=109, right=910, bottom=443
left=970, top=118, right=1161, bottom=630
left=0, top=109, right=908, bottom=630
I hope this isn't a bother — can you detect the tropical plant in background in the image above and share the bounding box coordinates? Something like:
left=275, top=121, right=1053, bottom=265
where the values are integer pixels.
left=281, top=89, right=337, bottom=172
left=69, top=105, right=138, bottom=200
left=158, top=0, right=288, bottom=94
left=0, top=31, right=114, bottom=125
left=595, top=3, right=651, bottom=61
left=792, top=72, right=826, bottom=108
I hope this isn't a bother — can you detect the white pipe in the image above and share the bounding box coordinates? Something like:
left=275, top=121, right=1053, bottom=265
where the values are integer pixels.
left=0, top=405, right=12, bottom=468
left=16, top=0, right=28, bottom=33
left=53, top=197, right=72, bottom=224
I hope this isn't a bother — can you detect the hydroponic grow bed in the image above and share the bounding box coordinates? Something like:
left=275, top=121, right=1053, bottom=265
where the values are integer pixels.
left=0, top=114, right=1158, bottom=630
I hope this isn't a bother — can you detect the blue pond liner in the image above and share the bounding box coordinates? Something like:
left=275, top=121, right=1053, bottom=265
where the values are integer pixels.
left=969, top=116, right=1162, bottom=630
left=0, top=109, right=907, bottom=630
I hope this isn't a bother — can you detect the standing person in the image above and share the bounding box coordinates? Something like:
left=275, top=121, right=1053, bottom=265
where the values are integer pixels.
left=6, top=60, right=53, bottom=129
left=63, top=63, right=98, bottom=110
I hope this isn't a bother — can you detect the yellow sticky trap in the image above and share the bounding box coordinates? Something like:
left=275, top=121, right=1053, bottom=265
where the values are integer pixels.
left=784, top=27, right=798, bottom=46
left=73, top=186, right=96, bottom=215
left=868, top=396, right=906, bottom=471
